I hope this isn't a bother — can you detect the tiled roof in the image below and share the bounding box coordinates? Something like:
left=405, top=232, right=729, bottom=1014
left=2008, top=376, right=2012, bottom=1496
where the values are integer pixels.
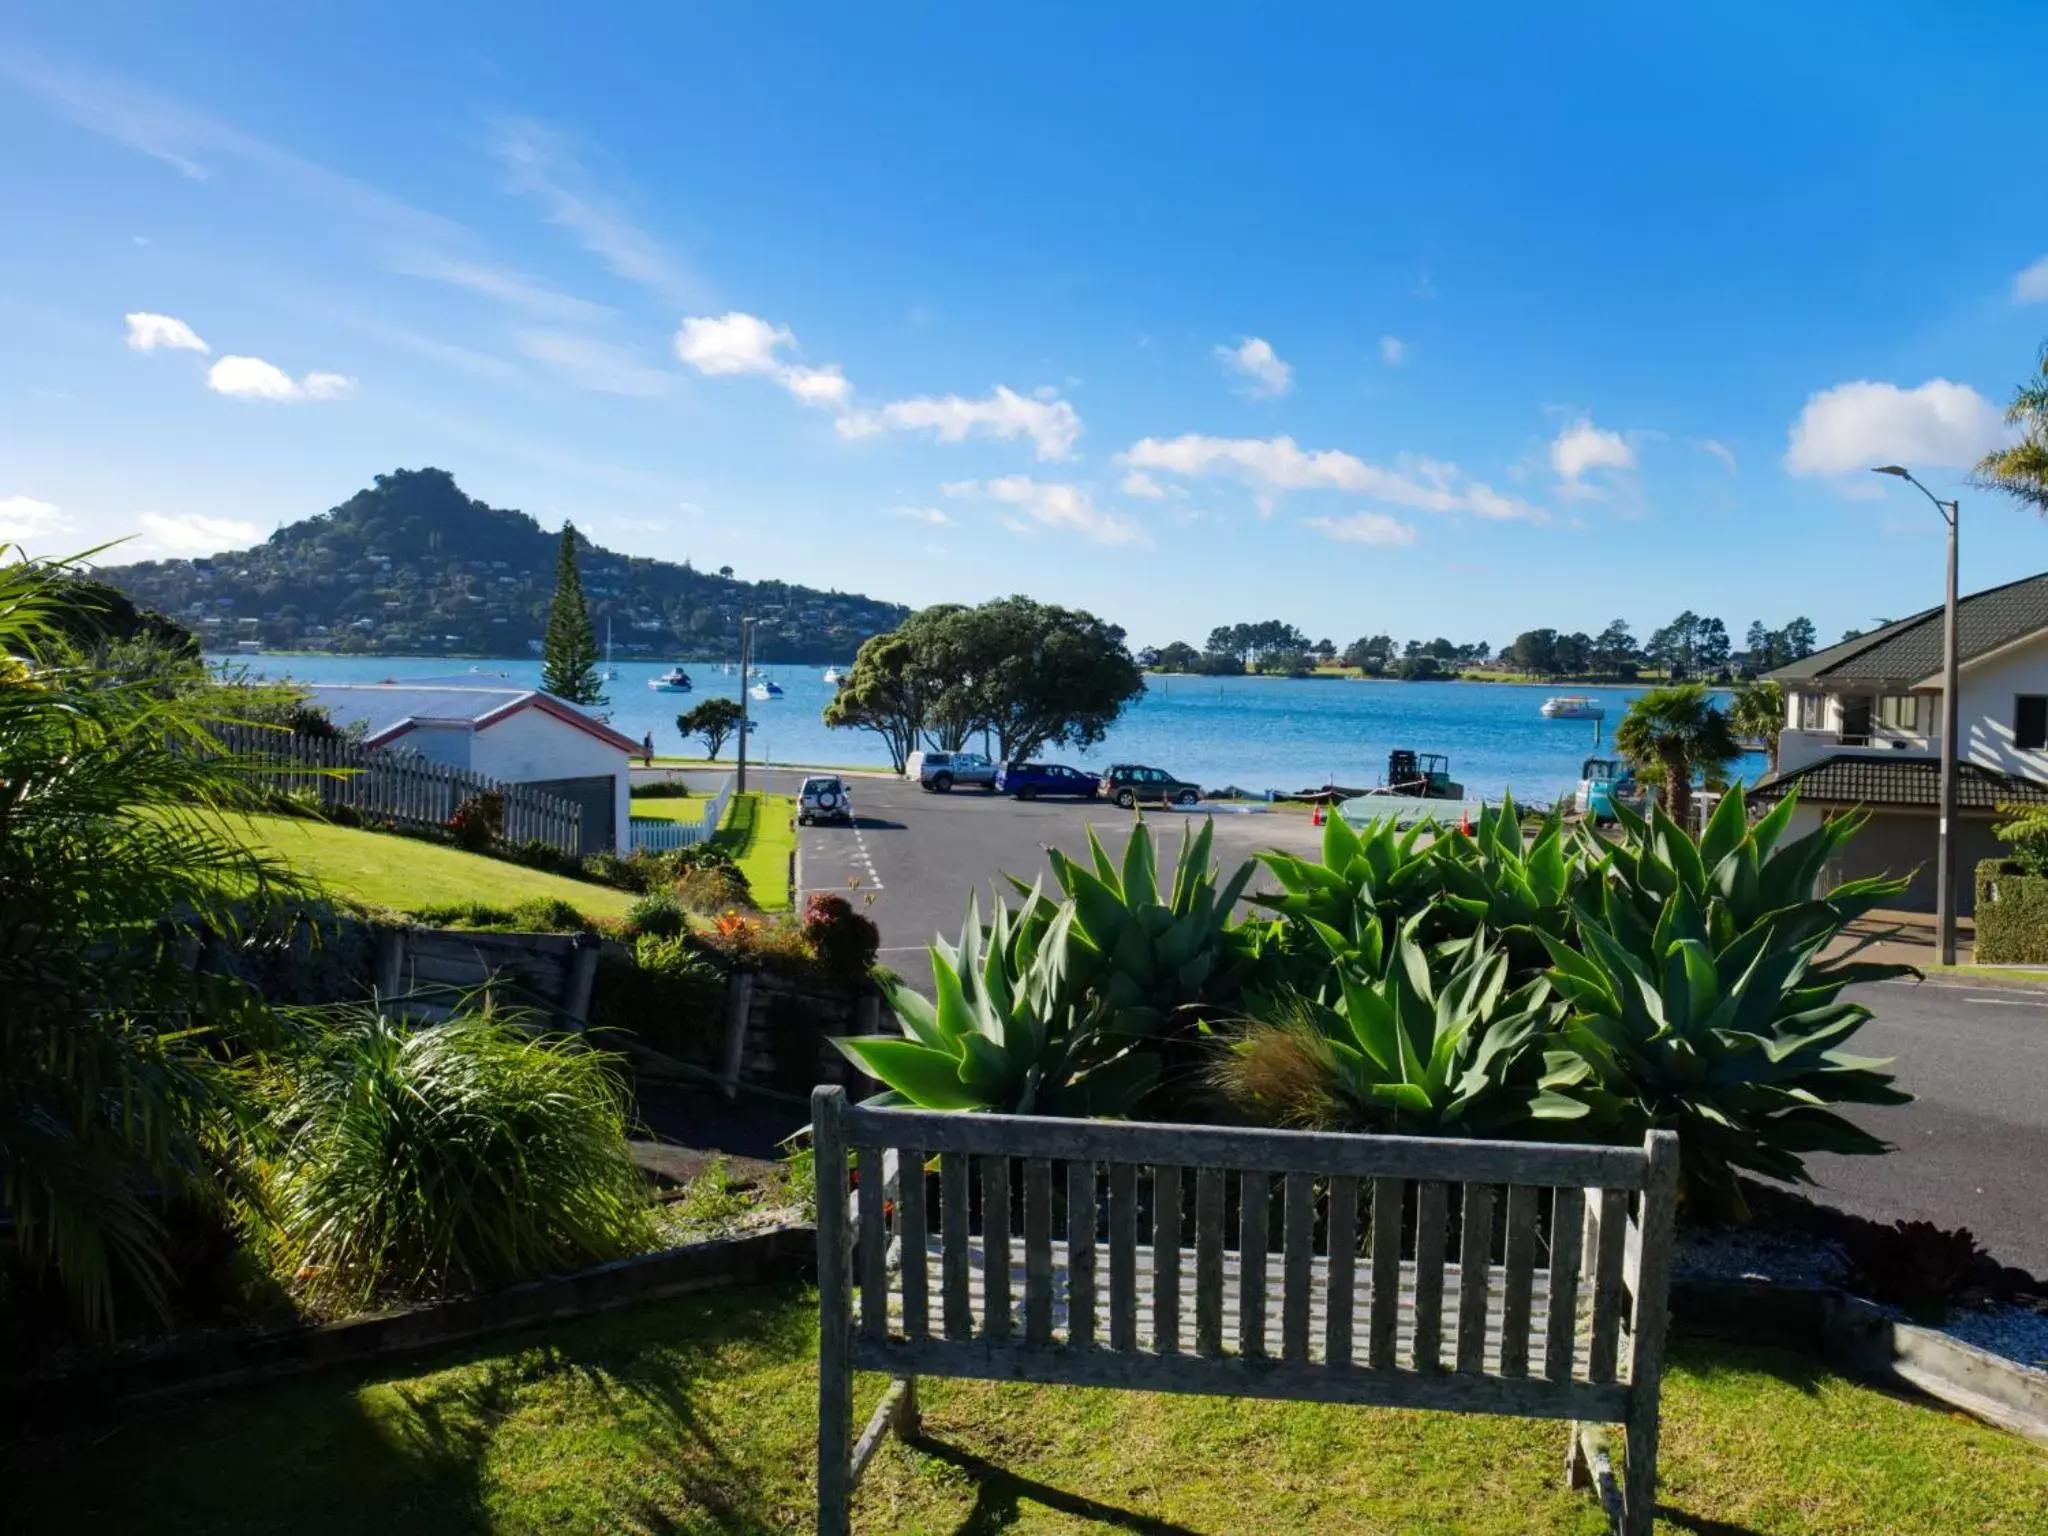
left=1749, top=753, right=2048, bottom=810
left=1768, top=570, right=2048, bottom=685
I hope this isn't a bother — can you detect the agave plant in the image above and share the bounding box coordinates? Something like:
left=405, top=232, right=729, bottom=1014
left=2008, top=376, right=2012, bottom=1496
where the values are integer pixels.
left=1542, top=787, right=1916, bottom=1215
left=1430, top=794, right=1590, bottom=973
left=834, top=891, right=1159, bottom=1115
left=1036, top=817, right=1255, bottom=1032
left=1215, top=931, right=1584, bottom=1137
left=1253, top=808, right=1441, bottom=968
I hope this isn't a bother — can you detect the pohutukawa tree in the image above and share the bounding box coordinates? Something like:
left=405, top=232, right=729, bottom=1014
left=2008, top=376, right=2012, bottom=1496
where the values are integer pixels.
left=540, top=523, right=605, bottom=706
left=679, top=696, right=745, bottom=760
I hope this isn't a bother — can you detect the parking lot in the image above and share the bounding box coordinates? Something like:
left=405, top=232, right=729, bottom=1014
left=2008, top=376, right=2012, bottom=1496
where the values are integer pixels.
left=768, top=768, right=1325, bottom=979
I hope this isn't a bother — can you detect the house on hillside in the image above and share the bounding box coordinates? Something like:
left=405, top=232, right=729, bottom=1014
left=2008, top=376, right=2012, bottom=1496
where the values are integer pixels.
left=1756, top=571, right=2048, bottom=914
left=305, top=683, right=636, bottom=856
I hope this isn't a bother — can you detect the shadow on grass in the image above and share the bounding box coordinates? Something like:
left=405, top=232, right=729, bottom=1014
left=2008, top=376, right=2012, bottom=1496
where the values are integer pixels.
left=910, top=1436, right=1204, bottom=1536
left=1656, top=1511, right=1772, bottom=1536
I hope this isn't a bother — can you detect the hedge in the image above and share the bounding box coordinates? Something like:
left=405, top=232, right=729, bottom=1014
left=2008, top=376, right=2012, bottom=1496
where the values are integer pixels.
left=1974, top=859, right=2048, bottom=964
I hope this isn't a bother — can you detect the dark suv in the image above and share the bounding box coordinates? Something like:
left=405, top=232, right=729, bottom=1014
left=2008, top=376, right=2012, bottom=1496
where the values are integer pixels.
left=1099, top=764, right=1201, bottom=809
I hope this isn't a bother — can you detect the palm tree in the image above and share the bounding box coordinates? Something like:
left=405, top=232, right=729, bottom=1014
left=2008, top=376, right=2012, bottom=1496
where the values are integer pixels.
left=1613, top=684, right=1742, bottom=826
left=1, top=548, right=300, bottom=1331
left=1728, top=679, right=1785, bottom=773
left=1974, top=343, right=2048, bottom=512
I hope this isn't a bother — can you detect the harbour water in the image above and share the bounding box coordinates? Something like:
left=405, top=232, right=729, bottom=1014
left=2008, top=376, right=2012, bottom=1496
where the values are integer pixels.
left=227, top=655, right=1764, bottom=804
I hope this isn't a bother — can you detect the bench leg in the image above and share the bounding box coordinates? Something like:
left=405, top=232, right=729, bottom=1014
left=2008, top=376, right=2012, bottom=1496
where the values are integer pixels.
left=818, top=1342, right=853, bottom=1536
left=1565, top=1422, right=1594, bottom=1491
left=898, top=1374, right=922, bottom=1439
left=1621, top=1401, right=1660, bottom=1536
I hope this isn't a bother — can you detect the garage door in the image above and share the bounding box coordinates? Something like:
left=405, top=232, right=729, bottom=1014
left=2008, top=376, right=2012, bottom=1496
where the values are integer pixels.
left=1820, top=811, right=2003, bottom=915
left=520, top=775, right=617, bottom=856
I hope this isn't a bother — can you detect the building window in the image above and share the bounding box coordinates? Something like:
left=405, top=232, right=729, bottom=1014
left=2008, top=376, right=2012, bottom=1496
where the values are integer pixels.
left=1797, top=692, right=1828, bottom=730
left=1878, top=694, right=1921, bottom=732
left=2018, top=695, right=2048, bottom=752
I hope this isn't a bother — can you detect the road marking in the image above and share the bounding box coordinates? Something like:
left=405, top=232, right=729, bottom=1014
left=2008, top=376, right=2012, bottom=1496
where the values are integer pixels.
left=1962, top=994, right=2048, bottom=1008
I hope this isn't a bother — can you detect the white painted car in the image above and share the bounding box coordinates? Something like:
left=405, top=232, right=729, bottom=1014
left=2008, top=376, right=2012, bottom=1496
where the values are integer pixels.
left=799, top=774, right=855, bottom=825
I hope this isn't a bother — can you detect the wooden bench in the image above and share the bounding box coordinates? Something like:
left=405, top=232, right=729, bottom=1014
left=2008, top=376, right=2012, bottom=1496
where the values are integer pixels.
left=813, top=1086, right=1679, bottom=1535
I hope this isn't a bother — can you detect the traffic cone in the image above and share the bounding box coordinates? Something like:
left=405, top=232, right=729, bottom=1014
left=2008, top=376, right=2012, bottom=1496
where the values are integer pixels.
left=1312, top=801, right=1325, bottom=827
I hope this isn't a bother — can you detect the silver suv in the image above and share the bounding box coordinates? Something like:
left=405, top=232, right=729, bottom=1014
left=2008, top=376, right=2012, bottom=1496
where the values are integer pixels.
left=798, top=774, right=854, bottom=825
left=909, top=750, right=997, bottom=793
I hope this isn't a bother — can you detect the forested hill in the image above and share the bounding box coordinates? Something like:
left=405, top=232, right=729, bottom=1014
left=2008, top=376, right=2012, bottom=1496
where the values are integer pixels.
left=98, top=468, right=910, bottom=661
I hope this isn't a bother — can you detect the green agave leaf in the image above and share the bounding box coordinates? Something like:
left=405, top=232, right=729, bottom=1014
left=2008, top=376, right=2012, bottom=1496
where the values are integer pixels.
left=957, top=1032, right=1017, bottom=1099
left=832, top=1037, right=984, bottom=1110
left=1121, top=822, right=1159, bottom=909
left=887, top=982, right=948, bottom=1052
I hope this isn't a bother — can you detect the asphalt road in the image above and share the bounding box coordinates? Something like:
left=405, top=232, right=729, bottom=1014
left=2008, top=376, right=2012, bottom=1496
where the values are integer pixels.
left=763, top=768, right=2048, bottom=1276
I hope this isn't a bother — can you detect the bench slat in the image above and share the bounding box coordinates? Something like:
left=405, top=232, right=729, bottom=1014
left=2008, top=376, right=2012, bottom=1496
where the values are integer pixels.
left=1368, top=1176, right=1402, bottom=1371
left=1109, top=1162, right=1139, bottom=1351
left=984, top=1155, right=1012, bottom=1341
left=1238, top=1172, right=1271, bottom=1359
left=1586, top=1187, right=1629, bottom=1384
left=1067, top=1159, right=1097, bottom=1348
left=1195, top=1167, right=1225, bottom=1356
left=1325, top=1174, right=1358, bottom=1367
left=1411, top=1180, right=1448, bottom=1372
left=1153, top=1164, right=1182, bottom=1356
left=942, top=1152, right=972, bottom=1341
left=1544, top=1186, right=1585, bottom=1383
left=1457, top=1183, right=1496, bottom=1375
left=1498, top=1183, right=1539, bottom=1377
left=841, top=1106, right=1649, bottom=1189
left=858, top=1144, right=888, bottom=1343
left=1024, top=1159, right=1053, bottom=1345
left=1281, top=1172, right=1315, bottom=1363
left=897, top=1147, right=928, bottom=1341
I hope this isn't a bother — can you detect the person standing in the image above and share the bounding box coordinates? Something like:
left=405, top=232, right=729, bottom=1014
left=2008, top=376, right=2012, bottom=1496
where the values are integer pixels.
left=641, top=731, right=654, bottom=766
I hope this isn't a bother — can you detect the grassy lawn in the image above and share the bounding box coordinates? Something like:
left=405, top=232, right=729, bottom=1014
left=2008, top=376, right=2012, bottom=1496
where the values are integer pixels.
left=716, top=791, right=797, bottom=911
left=234, top=814, right=636, bottom=920
left=11, top=1281, right=2044, bottom=1534
left=627, top=795, right=705, bottom=823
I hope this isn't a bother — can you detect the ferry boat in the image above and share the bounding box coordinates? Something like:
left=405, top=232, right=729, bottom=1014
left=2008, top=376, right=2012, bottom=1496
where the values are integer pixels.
left=1540, top=695, right=1604, bottom=720
left=822, top=665, right=844, bottom=684
left=750, top=679, right=784, bottom=701
left=646, top=666, right=693, bottom=693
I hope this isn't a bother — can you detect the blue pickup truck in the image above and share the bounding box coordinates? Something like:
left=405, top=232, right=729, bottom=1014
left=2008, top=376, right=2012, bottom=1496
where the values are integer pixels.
left=995, top=761, right=1101, bottom=801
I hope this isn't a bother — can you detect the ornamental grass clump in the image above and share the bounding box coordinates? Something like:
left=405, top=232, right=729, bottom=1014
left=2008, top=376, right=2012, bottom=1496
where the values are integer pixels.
left=262, top=1006, right=654, bottom=1311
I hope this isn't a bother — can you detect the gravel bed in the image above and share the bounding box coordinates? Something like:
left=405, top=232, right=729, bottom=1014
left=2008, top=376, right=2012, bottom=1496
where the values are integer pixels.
left=1934, top=1305, right=2048, bottom=1374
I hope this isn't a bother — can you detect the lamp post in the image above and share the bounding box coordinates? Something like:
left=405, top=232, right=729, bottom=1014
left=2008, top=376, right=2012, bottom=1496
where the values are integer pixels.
left=1872, top=465, right=1961, bottom=965
left=736, top=616, right=755, bottom=796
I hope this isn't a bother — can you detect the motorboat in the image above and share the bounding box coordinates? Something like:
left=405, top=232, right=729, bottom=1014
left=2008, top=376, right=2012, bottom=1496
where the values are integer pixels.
left=1540, top=695, right=1604, bottom=720
left=822, top=665, right=844, bottom=684
left=647, top=666, right=693, bottom=693
left=1575, top=756, right=1640, bottom=823
left=750, top=679, right=784, bottom=701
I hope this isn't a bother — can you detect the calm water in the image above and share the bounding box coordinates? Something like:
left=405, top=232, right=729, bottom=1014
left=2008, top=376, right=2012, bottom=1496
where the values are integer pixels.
left=226, top=655, right=1762, bottom=803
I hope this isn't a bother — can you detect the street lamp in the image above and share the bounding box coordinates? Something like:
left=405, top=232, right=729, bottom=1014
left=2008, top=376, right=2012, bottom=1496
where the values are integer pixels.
left=1872, top=465, right=1961, bottom=965
left=736, top=615, right=756, bottom=796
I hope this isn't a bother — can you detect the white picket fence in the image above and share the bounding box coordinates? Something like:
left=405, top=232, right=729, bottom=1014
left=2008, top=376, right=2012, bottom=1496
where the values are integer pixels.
left=215, top=722, right=583, bottom=857
left=628, top=774, right=735, bottom=853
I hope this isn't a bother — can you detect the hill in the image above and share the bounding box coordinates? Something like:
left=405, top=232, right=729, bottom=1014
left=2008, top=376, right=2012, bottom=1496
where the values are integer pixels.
left=99, top=468, right=910, bottom=662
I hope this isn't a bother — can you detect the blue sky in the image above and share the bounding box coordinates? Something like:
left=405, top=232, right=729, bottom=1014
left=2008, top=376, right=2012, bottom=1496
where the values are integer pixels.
left=4, top=3, right=2047, bottom=651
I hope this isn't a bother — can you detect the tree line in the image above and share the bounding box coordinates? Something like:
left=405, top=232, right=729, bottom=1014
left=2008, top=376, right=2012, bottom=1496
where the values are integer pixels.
left=1137, top=611, right=1824, bottom=683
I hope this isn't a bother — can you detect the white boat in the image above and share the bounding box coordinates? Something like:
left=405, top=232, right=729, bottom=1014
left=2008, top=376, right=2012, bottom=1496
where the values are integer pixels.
left=602, top=619, right=617, bottom=681
left=822, top=665, right=844, bottom=684
left=751, top=679, right=784, bottom=701
left=1540, top=695, right=1604, bottom=720
left=647, top=666, right=693, bottom=693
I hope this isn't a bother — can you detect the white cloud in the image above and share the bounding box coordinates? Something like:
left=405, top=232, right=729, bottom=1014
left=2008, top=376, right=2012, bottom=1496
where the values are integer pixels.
left=0, top=494, right=69, bottom=541
left=890, top=506, right=950, bottom=525
left=1550, top=417, right=1636, bottom=482
left=397, top=256, right=611, bottom=325
left=495, top=119, right=696, bottom=304
left=516, top=330, right=671, bottom=396
left=1303, top=512, right=1417, bottom=547
left=206, top=355, right=355, bottom=401
left=1379, top=336, right=1407, bottom=366
left=837, top=385, right=1083, bottom=460
left=1119, top=470, right=1167, bottom=499
left=674, top=312, right=850, bottom=410
left=1699, top=438, right=1738, bottom=473
left=125, top=311, right=208, bottom=353
left=1784, top=379, right=2005, bottom=477
left=958, top=476, right=1147, bottom=546
left=1214, top=336, right=1294, bottom=398
left=2015, top=257, right=2048, bottom=304
left=1121, top=433, right=1542, bottom=521
left=136, top=512, right=260, bottom=553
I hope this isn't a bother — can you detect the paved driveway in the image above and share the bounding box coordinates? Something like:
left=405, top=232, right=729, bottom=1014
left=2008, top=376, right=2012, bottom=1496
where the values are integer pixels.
left=762, top=768, right=2048, bottom=1276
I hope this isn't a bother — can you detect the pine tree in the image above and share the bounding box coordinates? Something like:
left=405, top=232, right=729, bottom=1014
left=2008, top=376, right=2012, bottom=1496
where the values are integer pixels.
left=540, top=524, right=605, bottom=705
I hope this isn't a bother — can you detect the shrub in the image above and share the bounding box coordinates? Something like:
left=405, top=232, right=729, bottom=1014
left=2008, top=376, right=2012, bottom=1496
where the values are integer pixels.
left=445, top=790, right=503, bottom=854
left=506, top=896, right=590, bottom=933
left=503, top=837, right=580, bottom=877
left=1975, top=858, right=2048, bottom=963
left=801, top=892, right=880, bottom=985
left=261, top=1006, right=654, bottom=1311
left=582, top=847, right=657, bottom=892
left=590, top=934, right=727, bottom=1059
left=672, top=863, right=753, bottom=914
left=626, top=891, right=689, bottom=939
left=1844, top=1219, right=1982, bottom=1309
left=1993, top=802, right=2048, bottom=876
left=629, top=781, right=692, bottom=799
